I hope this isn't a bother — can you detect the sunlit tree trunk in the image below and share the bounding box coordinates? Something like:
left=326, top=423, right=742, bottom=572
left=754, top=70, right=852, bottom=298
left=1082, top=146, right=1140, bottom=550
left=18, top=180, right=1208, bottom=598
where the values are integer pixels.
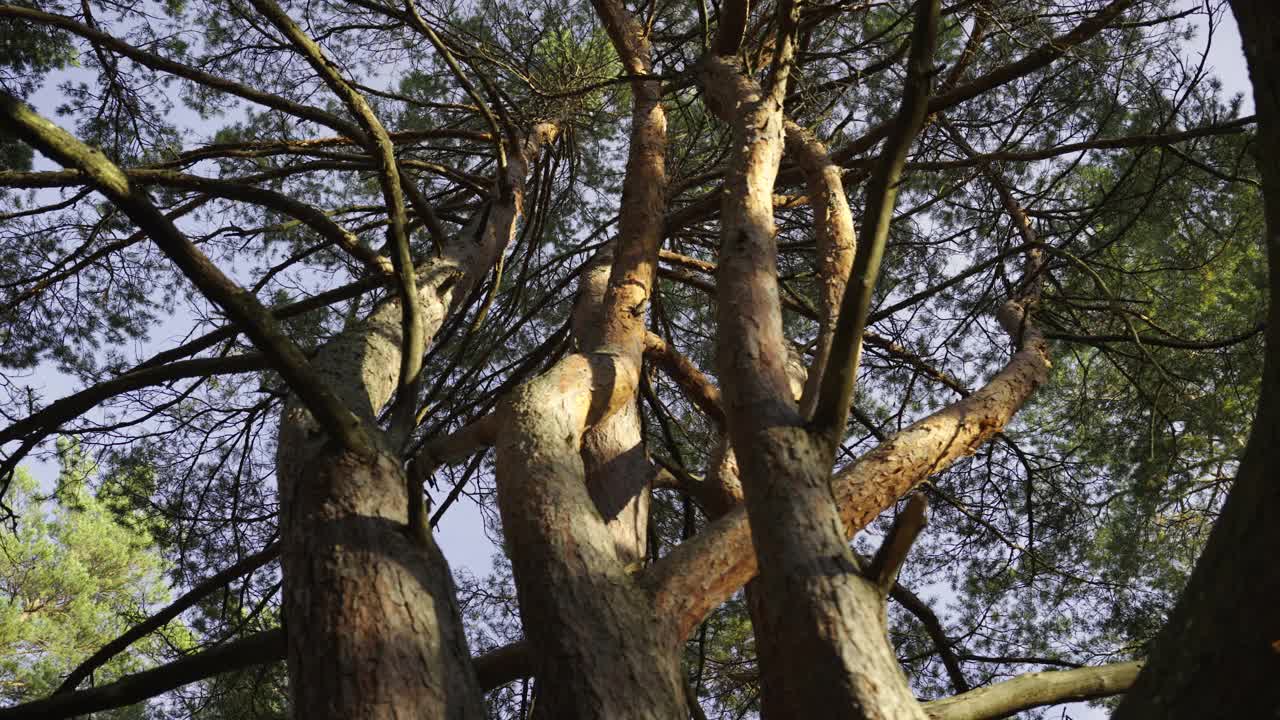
left=492, top=3, right=688, bottom=715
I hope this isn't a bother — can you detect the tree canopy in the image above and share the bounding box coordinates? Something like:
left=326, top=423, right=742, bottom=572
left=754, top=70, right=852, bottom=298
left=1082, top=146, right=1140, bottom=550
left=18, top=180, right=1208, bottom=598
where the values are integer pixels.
left=0, top=0, right=1274, bottom=718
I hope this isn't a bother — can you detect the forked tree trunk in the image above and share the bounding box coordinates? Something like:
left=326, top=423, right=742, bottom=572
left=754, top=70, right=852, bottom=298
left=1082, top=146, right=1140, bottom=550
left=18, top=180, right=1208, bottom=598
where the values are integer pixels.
left=495, top=356, right=686, bottom=718
left=696, top=24, right=932, bottom=712
left=1111, top=1, right=1280, bottom=715
left=491, top=2, right=686, bottom=714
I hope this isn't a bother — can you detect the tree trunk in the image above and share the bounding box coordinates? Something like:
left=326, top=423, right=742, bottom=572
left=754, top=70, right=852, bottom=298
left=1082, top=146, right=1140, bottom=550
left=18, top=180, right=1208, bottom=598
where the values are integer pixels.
left=495, top=356, right=686, bottom=719
left=574, top=247, right=651, bottom=565
left=1111, top=1, right=1280, bottom=716
left=696, top=12, right=933, bottom=708
left=277, top=446, right=482, bottom=719
left=491, top=4, right=686, bottom=714
left=274, top=122, right=557, bottom=718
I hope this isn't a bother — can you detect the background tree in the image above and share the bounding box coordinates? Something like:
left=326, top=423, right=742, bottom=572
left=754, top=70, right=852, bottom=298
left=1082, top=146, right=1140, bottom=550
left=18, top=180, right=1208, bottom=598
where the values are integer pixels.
left=0, top=444, right=173, bottom=718
left=0, top=0, right=1268, bottom=718
left=1112, top=0, right=1280, bottom=716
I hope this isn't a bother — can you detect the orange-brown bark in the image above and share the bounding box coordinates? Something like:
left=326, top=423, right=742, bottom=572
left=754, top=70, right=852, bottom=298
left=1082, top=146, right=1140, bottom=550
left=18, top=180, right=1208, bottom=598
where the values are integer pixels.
left=489, top=0, right=683, bottom=715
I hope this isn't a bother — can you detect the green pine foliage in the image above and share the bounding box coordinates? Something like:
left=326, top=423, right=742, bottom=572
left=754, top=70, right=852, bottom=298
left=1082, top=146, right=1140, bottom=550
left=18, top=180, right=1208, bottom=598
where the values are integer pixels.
left=0, top=441, right=178, bottom=716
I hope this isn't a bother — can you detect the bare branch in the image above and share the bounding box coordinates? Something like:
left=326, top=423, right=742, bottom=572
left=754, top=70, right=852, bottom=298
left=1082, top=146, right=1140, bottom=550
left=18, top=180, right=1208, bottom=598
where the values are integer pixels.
left=810, top=0, right=941, bottom=444
left=647, top=291, right=1051, bottom=640
left=0, top=630, right=285, bottom=720
left=643, top=332, right=723, bottom=426
left=786, top=118, right=856, bottom=419
left=403, top=0, right=508, bottom=183
left=0, top=628, right=540, bottom=720
left=0, top=354, right=267, bottom=478
left=0, top=167, right=394, bottom=275
left=867, top=493, right=928, bottom=593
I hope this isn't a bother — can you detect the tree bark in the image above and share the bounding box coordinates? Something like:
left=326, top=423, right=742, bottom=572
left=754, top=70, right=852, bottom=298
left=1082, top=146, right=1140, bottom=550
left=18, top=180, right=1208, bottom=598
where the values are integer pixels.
left=276, top=447, right=482, bottom=719
left=1110, top=1, right=1280, bottom=716
left=275, top=122, right=557, bottom=718
left=787, top=119, right=856, bottom=418
left=693, top=1, right=941, bottom=712
left=491, top=3, right=685, bottom=715
left=695, top=49, right=928, bottom=720
left=495, top=355, right=685, bottom=719
left=574, top=247, right=651, bottom=565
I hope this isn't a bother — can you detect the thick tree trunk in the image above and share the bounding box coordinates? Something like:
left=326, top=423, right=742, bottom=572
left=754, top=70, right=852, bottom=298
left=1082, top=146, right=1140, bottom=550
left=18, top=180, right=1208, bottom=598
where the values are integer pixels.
left=277, top=446, right=482, bottom=719
left=1111, top=1, right=1280, bottom=716
left=495, top=355, right=686, bottom=719
left=491, top=3, right=684, bottom=714
left=274, top=123, right=557, bottom=718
